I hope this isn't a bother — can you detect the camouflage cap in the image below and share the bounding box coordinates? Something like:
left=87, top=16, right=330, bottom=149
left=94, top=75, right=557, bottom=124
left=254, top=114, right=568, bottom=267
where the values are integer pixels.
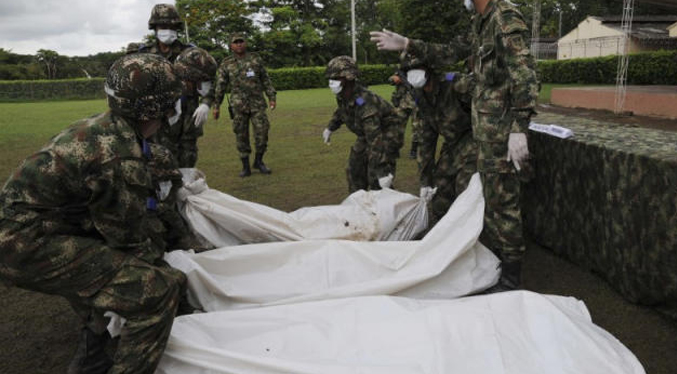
left=148, top=4, right=183, bottom=30
left=174, top=47, right=217, bottom=82
left=105, top=54, right=182, bottom=122
left=230, top=33, right=246, bottom=43
left=125, top=42, right=141, bottom=55
left=399, top=52, right=428, bottom=72
left=325, top=55, right=358, bottom=80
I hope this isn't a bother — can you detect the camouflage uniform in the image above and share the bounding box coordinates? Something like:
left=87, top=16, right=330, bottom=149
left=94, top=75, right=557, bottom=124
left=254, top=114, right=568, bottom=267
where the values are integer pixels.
left=214, top=44, right=277, bottom=159
left=414, top=72, right=477, bottom=220
left=328, top=86, right=402, bottom=192
left=0, top=54, right=186, bottom=374
left=389, top=71, right=422, bottom=156
left=139, top=4, right=214, bottom=168
left=407, top=0, right=539, bottom=264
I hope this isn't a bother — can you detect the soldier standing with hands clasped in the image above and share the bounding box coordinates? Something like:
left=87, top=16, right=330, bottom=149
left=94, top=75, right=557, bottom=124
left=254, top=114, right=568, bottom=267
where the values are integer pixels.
left=213, top=33, right=277, bottom=177
left=370, top=0, right=539, bottom=292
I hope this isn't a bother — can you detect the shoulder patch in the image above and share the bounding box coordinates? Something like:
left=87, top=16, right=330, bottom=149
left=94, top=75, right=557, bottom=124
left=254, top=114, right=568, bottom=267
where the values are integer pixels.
left=355, top=97, right=365, bottom=106
left=445, top=72, right=456, bottom=82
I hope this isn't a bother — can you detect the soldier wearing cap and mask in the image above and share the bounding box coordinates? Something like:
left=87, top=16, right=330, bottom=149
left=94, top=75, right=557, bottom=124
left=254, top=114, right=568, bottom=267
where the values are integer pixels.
left=388, top=68, right=422, bottom=159
left=213, top=33, right=277, bottom=177
left=0, top=54, right=187, bottom=374
left=322, top=56, right=402, bottom=193
left=400, top=53, right=478, bottom=222
left=370, top=0, right=539, bottom=292
left=138, top=3, right=214, bottom=168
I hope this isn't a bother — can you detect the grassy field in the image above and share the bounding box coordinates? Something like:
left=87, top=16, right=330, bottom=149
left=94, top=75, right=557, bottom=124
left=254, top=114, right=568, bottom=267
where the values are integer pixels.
left=0, top=85, right=421, bottom=212
left=0, top=83, right=566, bottom=211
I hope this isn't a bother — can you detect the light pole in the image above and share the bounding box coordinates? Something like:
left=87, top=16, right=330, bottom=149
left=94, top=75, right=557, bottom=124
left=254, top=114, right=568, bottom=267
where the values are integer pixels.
left=351, top=0, right=356, bottom=60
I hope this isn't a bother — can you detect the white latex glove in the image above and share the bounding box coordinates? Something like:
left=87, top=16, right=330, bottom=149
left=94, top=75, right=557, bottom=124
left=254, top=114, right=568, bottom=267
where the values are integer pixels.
left=419, top=186, right=438, bottom=202
left=104, top=311, right=127, bottom=338
left=369, top=29, right=409, bottom=51
left=378, top=173, right=393, bottom=189
left=322, top=128, right=333, bottom=144
left=507, top=133, right=529, bottom=171
left=192, top=103, right=210, bottom=128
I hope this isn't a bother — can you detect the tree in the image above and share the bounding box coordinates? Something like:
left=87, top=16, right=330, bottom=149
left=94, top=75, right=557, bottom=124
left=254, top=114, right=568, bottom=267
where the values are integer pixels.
left=175, top=0, right=258, bottom=61
left=35, top=49, right=60, bottom=79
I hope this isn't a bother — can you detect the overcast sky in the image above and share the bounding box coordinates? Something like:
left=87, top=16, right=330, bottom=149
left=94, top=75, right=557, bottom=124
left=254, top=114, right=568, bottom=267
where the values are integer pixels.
left=0, top=0, right=166, bottom=56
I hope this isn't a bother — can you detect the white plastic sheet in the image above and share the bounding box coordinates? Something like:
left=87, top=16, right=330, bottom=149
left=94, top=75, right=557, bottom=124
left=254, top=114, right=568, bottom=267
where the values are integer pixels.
left=156, top=291, right=646, bottom=374
left=164, top=174, right=500, bottom=311
left=177, top=169, right=429, bottom=247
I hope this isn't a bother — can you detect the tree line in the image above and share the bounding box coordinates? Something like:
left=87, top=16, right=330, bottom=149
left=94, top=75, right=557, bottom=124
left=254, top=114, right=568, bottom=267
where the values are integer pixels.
left=0, top=0, right=665, bottom=80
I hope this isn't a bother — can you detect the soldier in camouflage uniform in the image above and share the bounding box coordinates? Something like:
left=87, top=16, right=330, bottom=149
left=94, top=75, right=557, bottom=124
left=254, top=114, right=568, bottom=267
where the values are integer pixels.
left=213, top=33, right=277, bottom=177
left=152, top=47, right=217, bottom=167
left=323, top=56, right=403, bottom=193
left=399, top=54, right=478, bottom=222
left=371, top=0, right=539, bottom=291
left=138, top=4, right=214, bottom=168
left=388, top=69, right=423, bottom=159
left=0, top=54, right=186, bottom=374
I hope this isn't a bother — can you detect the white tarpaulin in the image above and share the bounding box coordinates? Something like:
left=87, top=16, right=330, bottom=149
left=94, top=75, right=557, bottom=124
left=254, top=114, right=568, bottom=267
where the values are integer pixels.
left=176, top=169, right=429, bottom=247
left=164, top=174, right=500, bottom=311
left=156, top=291, right=646, bottom=374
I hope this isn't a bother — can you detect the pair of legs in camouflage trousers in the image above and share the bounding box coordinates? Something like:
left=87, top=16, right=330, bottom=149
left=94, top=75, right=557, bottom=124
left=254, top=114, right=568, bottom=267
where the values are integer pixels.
left=477, top=140, right=525, bottom=290
left=346, top=136, right=395, bottom=193
left=232, top=109, right=269, bottom=158
left=0, top=221, right=185, bottom=374
left=429, top=133, right=478, bottom=221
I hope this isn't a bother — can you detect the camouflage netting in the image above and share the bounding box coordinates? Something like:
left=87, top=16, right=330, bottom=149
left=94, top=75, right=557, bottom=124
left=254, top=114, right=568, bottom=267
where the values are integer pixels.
left=523, top=112, right=677, bottom=318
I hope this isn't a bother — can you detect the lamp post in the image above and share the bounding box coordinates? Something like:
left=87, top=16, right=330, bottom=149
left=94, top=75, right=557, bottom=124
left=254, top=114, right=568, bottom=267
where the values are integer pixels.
left=351, top=0, right=356, bottom=60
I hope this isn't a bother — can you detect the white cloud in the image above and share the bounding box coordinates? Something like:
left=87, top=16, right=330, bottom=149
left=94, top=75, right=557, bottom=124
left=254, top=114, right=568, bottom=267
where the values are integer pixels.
left=0, top=0, right=165, bottom=56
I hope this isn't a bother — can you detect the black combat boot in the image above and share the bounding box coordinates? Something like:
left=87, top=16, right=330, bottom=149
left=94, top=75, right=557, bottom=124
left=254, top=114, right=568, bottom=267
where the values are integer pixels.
left=483, top=259, right=522, bottom=294
left=409, top=141, right=418, bottom=159
left=239, top=156, right=251, bottom=178
left=253, top=153, right=272, bottom=174
left=67, top=328, right=113, bottom=374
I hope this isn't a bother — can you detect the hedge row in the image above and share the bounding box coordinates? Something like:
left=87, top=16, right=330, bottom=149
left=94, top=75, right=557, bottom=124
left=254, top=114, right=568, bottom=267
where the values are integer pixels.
left=0, top=78, right=106, bottom=102
left=538, top=50, right=677, bottom=84
left=2, top=50, right=676, bottom=102
left=0, top=65, right=394, bottom=102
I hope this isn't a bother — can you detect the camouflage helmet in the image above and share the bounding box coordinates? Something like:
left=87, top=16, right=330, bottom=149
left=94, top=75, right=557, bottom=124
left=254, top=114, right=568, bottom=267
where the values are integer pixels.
left=148, top=4, right=183, bottom=30
left=174, top=47, right=217, bottom=82
left=105, top=54, right=181, bottom=122
left=325, top=56, right=358, bottom=80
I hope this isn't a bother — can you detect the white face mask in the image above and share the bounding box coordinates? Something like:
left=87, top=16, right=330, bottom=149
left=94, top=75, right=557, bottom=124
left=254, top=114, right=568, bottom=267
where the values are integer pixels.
left=328, top=79, right=343, bottom=95
left=464, top=0, right=476, bottom=12
left=197, top=81, right=213, bottom=97
left=156, top=29, right=178, bottom=44
left=406, top=69, right=427, bottom=89
left=168, top=99, right=182, bottom=126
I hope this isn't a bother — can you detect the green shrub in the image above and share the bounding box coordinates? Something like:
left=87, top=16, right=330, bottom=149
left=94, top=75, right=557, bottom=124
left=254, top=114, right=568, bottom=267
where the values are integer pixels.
left=537, top=50, right=677, bottom=84
left=0, top=78, right=105, bottom=102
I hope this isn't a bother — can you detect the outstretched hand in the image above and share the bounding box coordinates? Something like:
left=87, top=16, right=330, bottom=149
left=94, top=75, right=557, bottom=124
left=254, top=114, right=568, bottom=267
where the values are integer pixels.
left=369, top=29, right=409, bottom=51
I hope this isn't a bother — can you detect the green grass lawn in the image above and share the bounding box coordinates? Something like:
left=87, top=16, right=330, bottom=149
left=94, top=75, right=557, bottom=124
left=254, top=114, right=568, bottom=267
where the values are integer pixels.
left=0, top=85, right=420, bottom=211
left=0, top=84, right=564, bottom=211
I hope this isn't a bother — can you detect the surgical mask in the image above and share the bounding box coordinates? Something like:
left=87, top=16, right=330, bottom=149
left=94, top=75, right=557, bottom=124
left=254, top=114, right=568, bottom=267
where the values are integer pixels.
left=156, top=29, right=178, bottom=44
left=464, top=0, right=476, bottom=12
left=197, top=81, right=212, bottom=97
left=168, top=99, right=182, bottom=126
left=406, top=69, right=427, bottom=89
left=329, top=79, right=343, bottom=95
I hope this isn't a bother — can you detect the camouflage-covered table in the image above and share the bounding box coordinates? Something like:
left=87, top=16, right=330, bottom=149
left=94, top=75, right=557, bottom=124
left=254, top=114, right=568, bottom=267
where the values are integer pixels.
left=523, top=112, right=677, bottom=316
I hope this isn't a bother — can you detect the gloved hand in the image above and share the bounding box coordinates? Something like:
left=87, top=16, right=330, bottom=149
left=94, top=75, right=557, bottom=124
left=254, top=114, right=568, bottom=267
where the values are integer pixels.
left=369, top=29, right=409, bottom=51
left=322, top=128, right=333, bottom=144
left=378, top=174, right=393, bottom=189
left=192, top=103, right=210, bottom=128
left=419, top=186, right=438, bottom=202
left=506, top=133, right=529, bottom=171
